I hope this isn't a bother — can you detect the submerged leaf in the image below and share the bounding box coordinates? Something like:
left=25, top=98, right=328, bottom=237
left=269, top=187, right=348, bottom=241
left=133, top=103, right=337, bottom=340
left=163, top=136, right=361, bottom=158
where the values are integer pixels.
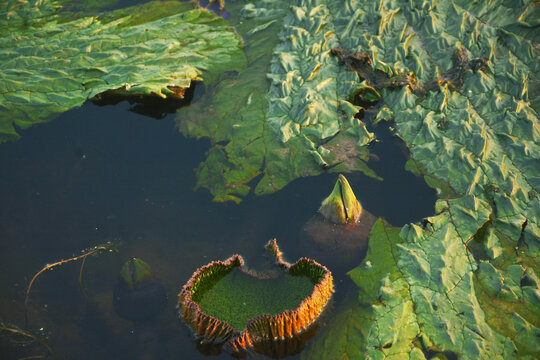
left=0, top=0, right=245, bottom=141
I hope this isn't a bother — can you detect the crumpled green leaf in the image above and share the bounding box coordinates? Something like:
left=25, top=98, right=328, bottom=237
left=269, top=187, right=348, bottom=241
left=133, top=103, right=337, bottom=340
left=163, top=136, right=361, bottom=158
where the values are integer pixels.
left=353, top=0, right=540, bottom=254
left=304, top=219, right=423, bottom=360
left=307, top=198, right=527, bottom=359
left=301, top=0, right=539, bottom=358
left=395, top=198, right=517, bottom=359
left=176, top=0, right=377, bottom=203
left=0, top=0, right=246, bottom=141
left=473, top=224, right=540, bottom=357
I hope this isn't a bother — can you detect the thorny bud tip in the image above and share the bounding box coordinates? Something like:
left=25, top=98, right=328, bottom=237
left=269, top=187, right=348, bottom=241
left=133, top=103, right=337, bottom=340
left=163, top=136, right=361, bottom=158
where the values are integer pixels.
left=319, top=174, right=362, bottom=224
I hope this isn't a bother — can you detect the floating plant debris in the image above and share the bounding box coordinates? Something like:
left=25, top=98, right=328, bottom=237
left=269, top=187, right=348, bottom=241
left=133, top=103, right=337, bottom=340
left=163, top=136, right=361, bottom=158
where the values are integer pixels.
left=113, top=258, right=167, bottom=321
left=177, top=239, right=333, bottom=356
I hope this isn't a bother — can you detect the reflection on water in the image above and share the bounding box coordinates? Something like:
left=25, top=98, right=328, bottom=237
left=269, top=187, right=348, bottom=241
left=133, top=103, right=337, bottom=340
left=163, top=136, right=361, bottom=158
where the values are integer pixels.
left=0, top=94, right=435, bottom=359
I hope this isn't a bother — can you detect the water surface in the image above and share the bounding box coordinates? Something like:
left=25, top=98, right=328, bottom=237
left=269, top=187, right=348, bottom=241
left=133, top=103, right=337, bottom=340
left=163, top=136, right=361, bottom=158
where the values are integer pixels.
left=0, top=91, right=435, bottom=359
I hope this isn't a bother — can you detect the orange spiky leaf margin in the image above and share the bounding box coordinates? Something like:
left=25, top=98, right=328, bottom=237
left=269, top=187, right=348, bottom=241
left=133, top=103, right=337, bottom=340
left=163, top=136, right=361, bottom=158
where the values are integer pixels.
left=177, top=239, right=333, bottom=356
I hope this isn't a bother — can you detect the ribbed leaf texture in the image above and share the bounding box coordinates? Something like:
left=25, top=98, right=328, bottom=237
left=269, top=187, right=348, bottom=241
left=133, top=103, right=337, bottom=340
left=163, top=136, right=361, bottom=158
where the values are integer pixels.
left=300, top=0, right=539, bottom=358
left=176, top=0, right=378, bottom=203
left=0, top=0, right=245, bottom=141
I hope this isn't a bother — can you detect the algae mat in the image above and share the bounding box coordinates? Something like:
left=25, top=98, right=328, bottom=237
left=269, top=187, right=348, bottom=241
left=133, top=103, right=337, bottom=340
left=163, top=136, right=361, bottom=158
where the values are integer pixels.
left=194, top=268, right=314, bottom=331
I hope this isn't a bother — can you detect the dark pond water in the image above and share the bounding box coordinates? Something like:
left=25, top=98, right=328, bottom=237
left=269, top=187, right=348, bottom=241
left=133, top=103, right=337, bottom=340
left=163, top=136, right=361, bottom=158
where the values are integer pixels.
left=0, top=89, right=436, bottom=359
left=0, top=1, right=437, bottom=358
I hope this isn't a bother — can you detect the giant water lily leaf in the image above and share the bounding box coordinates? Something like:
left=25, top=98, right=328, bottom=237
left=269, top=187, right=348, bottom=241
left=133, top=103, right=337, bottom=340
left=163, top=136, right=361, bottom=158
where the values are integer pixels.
left=178, top=239, right=334, bottom=356
left=390, top=198, right=517, bottom=359
left=372, top=4, right=540, bottom=354
left=472, top=222, right=540, bottom=357
left=328, top=0, right=540, bottom=249
left=176, top=0, right=377, bottom=203
left=0, top=0, right=245, bottom=141
left=194, top=268, right=315, bottom=331
left=303, top=219, right=422, bottom=359
left=306, top=199, right=531, bottom=359
left=298, top=0, right=539, bottom=358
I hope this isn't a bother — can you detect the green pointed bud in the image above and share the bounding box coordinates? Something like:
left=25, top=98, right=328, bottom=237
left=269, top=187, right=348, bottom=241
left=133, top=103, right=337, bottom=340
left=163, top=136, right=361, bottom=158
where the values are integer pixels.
left=120, top=258, right=154, bottom=290
left=319, top=174, right=362, bottom=224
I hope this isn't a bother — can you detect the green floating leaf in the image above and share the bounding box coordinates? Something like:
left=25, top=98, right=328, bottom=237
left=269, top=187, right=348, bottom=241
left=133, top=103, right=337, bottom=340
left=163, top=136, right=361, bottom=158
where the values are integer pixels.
left=365, top=0, right=540, bottom=250
left=300, top=291, right=369, bottom=360
left=474, top=226, right=540, bottom=358
left=176, top=0, right=377, bottom=203
left=304, top=219, right=420, bottom=360
left=395, top=198, right=516, bottom=359
left=372, top=2, right=540, bottom=354
left=302, top=0, right=539, bottom=358
left=307, top=198, right=523, bottom=359
left=0, top=0, right=246, bottom=141
left=178, top=239, right=334, bottom=356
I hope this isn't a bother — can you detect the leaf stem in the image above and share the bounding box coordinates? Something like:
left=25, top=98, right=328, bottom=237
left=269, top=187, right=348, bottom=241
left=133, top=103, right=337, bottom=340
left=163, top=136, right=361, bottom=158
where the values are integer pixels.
left=24, top=243, right=116, bottom=327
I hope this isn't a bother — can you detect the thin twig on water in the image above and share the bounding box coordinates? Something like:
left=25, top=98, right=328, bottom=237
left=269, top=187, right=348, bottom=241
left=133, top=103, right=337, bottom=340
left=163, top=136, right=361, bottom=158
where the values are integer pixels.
left=24, top=242, right=117, bottom=327
left=78, top=256, right=88, bottom=300
left=0, top=322, right=53, bottom=358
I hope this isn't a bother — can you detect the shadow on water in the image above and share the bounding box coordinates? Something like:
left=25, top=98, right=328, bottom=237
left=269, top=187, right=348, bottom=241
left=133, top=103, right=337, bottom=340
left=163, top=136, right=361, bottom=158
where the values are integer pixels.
left=0, top=89, right=435, bottom=359
left=91, top=81, right=202, bottom=119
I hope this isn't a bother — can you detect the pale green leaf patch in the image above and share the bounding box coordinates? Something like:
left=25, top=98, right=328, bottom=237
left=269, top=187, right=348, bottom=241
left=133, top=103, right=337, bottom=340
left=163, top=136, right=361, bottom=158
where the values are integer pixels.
left=0, top=0, right=246, bottom=141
